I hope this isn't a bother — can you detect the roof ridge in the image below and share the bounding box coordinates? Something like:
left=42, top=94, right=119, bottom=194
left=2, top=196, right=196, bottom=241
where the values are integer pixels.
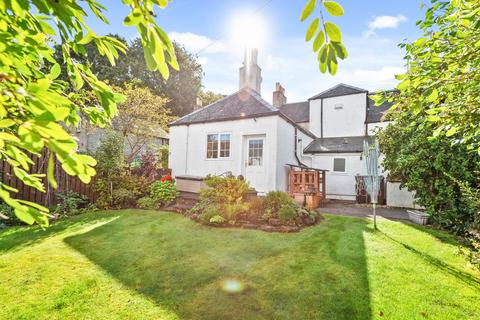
left=247, top=88, right=277, bottom=111
left=170, top=89, right=241, bottom=125
left=309, top=83, right=368, bottom=100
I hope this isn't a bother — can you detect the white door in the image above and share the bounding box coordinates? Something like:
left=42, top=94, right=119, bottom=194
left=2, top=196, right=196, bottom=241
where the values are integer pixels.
left=244, top=136, right=266, bottom=192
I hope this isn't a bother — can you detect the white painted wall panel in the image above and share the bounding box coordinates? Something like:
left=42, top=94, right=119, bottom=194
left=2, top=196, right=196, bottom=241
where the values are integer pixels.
left=169, top=116, right=279, bottom=192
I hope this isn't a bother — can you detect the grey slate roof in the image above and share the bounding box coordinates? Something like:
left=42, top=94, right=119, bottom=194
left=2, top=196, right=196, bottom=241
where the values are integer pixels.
left=279, top=101, right=309, bottom=123
left=309, top=83, right=368, bottom=100
left=304, top=136, right=373, bottom=154
left=366, top=95, right=394, bottom=123
left=170, top=88, right=277, bottom=126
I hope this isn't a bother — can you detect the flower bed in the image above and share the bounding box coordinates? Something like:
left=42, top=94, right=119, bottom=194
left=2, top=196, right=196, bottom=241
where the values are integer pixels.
left=183, top=175, right=322, bottom=232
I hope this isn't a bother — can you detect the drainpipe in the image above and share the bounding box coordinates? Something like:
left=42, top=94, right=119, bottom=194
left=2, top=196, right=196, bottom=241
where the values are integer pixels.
left=294, top=127, right=307, bottom=167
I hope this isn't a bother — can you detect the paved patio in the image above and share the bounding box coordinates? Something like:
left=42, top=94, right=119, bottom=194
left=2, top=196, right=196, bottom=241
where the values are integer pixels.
left=319, top=200, right=410, bottom=221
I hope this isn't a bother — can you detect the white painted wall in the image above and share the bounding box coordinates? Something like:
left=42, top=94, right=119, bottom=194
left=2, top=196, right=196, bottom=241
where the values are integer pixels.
left=311, top=153, right=365, bottom=200
left=169, top=116, right=280, bottom=192
left=275, top=118, right=314, bottom=191
left=308, top=98, right=322, bottom=137
left=309, top=93, right=367, bottom=138
left=322, top=93, right=367, bottom=137
left=367, top=121, right=391, bottom=136
left=386, top=181, right=424, bottom=209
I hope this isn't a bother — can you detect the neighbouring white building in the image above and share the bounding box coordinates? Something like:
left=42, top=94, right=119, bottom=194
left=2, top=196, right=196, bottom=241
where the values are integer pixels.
left=169, top=49, right=417, bottom=207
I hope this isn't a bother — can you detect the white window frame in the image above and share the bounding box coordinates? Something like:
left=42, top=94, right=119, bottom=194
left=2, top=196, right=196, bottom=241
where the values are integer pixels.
left=332, top=157, right=347, bottom=174
left=206, top=132, right=232, bottom=160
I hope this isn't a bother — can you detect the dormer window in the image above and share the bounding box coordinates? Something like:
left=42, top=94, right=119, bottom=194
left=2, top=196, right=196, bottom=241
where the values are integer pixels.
left=334, top=103, right=344, bottom=110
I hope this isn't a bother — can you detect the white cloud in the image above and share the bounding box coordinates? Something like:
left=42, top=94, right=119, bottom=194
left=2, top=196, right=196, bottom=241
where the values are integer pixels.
left=364, top=15, right=407, bottom=37
left=168, top=31, right=227, bottom=54
left=166, top=30, right=405, bottom=102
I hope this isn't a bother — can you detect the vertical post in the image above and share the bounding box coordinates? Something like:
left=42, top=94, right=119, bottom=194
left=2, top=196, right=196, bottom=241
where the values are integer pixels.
left=322, top=171, right=326, bottom=200
left=373, top=203, right=377, bottom=230
left=289, top=169, right=294, bottom=195
left=301, top=170, right=306, bottom=192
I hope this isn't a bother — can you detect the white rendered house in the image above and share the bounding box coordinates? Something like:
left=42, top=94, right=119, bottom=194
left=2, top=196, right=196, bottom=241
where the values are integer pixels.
left=169, top=49, right=416, bottom=207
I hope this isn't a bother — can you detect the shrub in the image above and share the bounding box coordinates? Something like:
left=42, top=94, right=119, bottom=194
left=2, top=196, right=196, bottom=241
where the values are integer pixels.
left=55, top=191, right=88, bottom=217
left=209, top=215, right=226, bottom=224
left=149, top=179, right=178, bottom=205
left=224, top=202, right=248, bottom=222
left=200, top=205, right=221, bottom=223
left=95, top=173, right=150, bottom=209
left=137, top=178, right=178, bottom=209
left=278, top=204, right=297, bottom=221
left=248, top=196, right=265, bottom=219
left=264, top=191, right=295, bottom=214
left=137, top=196, right=159, bottom=210
left=201, top=175, right=250, bottom=204
left=158, top=145, right=169, bottom=169
left=0, top=202, right=21, bottom=227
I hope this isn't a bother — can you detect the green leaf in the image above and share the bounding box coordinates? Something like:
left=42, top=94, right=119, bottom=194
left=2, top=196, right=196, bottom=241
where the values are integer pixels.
left=306, top=18, right=320, bottom=41
left=49, top=63, right=61, bottom=80
left=300, top=0, right=316, bottom=21
left=48, top=152, right=58, bottom=189
left=313, top=30, right=325, bottom=52
left=0, top=119, right=15, bottom=128
left=427, top=89, right=438, bottom=102
left=325, top=22, right=342, bottom=41
left=323, top=1, right=344, bottom=16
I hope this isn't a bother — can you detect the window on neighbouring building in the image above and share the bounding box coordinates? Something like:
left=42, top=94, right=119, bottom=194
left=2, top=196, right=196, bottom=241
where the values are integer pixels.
left=207, top=133, right=231, bottom=159
left=333, top=157, right=346, bottom=173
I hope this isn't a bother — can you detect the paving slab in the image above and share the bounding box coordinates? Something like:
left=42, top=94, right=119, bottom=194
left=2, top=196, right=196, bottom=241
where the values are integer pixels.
left=318, top=200, right=409, bottom=221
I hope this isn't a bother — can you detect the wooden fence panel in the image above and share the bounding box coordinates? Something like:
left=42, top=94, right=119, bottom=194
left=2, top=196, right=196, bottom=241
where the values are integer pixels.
left=0, top=150, right=97, bottom=207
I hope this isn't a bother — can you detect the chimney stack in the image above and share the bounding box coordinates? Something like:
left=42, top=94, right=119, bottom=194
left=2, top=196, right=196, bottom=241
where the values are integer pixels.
left=193, top=97, right=203, bottom=111
left=272, top=82, right=287, bottom=108
left=239, top=48, right=262, bottom=95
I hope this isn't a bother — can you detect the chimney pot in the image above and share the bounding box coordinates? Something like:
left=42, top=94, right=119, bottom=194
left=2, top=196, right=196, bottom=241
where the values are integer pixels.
left=272, top=82, right=287, bottom=108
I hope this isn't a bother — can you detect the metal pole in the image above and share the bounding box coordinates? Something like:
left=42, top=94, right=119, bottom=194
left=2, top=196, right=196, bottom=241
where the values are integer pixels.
left=373, top=202, right=377, bottom=230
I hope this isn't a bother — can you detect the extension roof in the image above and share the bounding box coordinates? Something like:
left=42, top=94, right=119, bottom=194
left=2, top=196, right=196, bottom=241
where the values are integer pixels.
left=304, top=136, right=373, bottom=154
left=279, top=101, right=309, bottom=123
left=309, top=83, right=368, bottom=100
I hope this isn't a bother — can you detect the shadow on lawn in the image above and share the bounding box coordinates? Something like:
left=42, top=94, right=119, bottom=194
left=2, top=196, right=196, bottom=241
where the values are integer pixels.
left=64, top=211, right=373, bottom=320
left=0, top=212, right=115, bottom=253
left=379, top=229, right=480, bottom=289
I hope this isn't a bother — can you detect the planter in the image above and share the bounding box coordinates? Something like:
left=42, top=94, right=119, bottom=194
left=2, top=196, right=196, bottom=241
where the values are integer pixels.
left=306, top=194, right=321, bottom=210
left=293, top=193, right=305, bottom=206
left=407, top=210, right=430, bottom=225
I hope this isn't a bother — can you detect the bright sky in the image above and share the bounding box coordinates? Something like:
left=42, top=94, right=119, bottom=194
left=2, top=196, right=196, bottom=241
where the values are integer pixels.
left=86, top=0, right=424, bottom=103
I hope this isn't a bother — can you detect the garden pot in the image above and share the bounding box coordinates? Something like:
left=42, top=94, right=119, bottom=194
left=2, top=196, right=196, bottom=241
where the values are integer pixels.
left=293, top=193, right=305, bottom=206
left=407, top=210, right=429, bottom=225
left=306, top=194, right=321, bottom=209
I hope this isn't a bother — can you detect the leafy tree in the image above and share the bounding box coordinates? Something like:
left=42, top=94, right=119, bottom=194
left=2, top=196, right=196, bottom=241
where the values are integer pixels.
left=378, top=109, right=480, bottom=234
left=113, top=84, right=173, bottom=165
left=55, top=36, right=203, bottom=117
left=300, top=0, right=347, bottom=75
left=373, top=0, right=480, bottom=153
left=0, top=0, right=177, bottom=226
left=198, top=90, right=225, bottom=106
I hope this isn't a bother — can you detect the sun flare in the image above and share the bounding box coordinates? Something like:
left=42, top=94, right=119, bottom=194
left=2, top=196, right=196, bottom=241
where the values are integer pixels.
left=229, top=12, right=268, bottom=49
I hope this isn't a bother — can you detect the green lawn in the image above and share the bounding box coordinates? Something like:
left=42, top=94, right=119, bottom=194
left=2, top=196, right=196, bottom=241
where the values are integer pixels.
left=0, top=210, right=479, bottom=320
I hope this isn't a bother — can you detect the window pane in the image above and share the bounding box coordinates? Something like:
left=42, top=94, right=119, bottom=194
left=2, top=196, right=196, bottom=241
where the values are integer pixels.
left=248, top=139, right=263, bottom=166
left=219, top=134, right=231, bottom=157
left=207, top=134, right=218, bottom=158
left=333, top=158, right=346, bottom=172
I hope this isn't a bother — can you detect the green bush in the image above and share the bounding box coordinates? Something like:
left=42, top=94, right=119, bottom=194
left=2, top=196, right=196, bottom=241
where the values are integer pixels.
left=55, top=191, right=88, bottom=217
left=264, top=191, right=296, bottom=214
left=0, top=202, right=21, bottom=227
left=201, top=175, right=250, bottom=204
left=209, top=215, right=226, bottom=224
left=278, top=204, right=297, bottom=221
left=137, top=179, right=178, bottom=209
left=149, top=180, right=178, bottom=205
left=199, top=205, right=221, bottom=223
left=137, top=196, right=159, bottom=210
